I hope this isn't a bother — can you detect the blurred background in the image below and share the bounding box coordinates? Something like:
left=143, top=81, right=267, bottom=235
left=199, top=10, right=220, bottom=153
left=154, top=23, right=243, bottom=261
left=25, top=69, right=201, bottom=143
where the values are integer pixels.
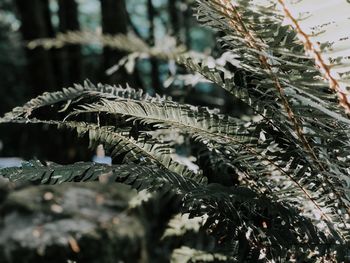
left=0, top=0, right=237, bottom=262
left=0, top=0, right=230, bottom=163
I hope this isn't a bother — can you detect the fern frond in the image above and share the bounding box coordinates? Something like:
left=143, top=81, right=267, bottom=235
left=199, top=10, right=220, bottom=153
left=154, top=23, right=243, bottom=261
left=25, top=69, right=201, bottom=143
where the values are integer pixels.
left=2, top=0, right=350, bottom=259
left=0, top=160, right=199, bottom=193
left=71, top=97, right=350, bottom=238
left=277, top=0, right=350, bottom=114
left=162, top=213, right=206, bottom=239
left=3, top=80, right=150, bottom=120
left=27, top=31, right=188, bottom=61
left=28, top=31, right=149, bottom=53
left=2, top=81, right=344, bottom=239
left=70, top=98, right=248, bottom=146
left=182, top=184, right=336, bottom=260
left=3, top=117, right=202, bottom=181
left=196, top=0, right=350, bottom=240
left=61, top=121, right=201, bottom=180
left=171, top=246, right=229, bottom=263
left=2, top=160, right=336, bottom=260
left=199, top=0, right=319, bottom=165
left=27, top=30, right=239, bottom=81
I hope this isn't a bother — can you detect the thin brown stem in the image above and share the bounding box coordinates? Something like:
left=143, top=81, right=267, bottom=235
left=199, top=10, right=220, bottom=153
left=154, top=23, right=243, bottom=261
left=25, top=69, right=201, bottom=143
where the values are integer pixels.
left=277, top=0, right=350, bottom=115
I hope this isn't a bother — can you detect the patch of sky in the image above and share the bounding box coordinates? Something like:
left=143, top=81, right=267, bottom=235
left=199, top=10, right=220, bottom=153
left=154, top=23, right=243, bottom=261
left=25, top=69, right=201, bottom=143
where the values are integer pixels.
left=189, top=27, right=214, bottom=53
left=77, top=0, right=101, bottom=31
left=77, top=0, right=102, bottom=54
left=126, top=0, right=149, bottom=39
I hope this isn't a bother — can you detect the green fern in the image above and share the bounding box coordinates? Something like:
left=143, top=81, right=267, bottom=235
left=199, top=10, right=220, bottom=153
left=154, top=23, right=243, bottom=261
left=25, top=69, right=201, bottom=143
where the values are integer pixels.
left=2, top=0, right=350, bottom=261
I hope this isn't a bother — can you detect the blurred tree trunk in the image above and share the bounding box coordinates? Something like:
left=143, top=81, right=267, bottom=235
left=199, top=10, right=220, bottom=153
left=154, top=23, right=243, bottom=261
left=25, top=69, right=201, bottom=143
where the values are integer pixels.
left=57, top=0, right=86, bottom=163
left=14, top=0, right=85, bottom=163
left=15, top=0, right=56, bottom=95
left=100, top=0, right=128, bottom=84
left=183, top=0, right=192, bottom=48
left=168, top=0, right=180, bottom=37
left=168, top=0, right=189, bottom=45
left=147, top=0, right=162, bottom=94
left=42, top=0, right=63, bottom=88
left=58, top=0, right=82, bottom=86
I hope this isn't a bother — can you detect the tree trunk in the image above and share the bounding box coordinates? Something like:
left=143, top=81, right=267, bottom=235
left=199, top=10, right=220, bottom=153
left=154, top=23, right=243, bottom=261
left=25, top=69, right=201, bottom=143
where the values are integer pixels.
left=183, top=0, right=192, bottom=48
left=147, top=0, right=162, bottom=94
left=100, top=0, right=128, bottom=84
left=168, top=0, right=180, bottom=37
left=58, top=0, right=82, bottom=86
left=15, top=0, right=56, bottom=95
left=14, top=0, right=87, bottom=164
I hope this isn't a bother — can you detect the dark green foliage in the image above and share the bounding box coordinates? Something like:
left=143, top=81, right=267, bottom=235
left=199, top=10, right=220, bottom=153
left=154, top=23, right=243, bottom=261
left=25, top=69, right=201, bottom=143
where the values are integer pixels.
left=0, top=160, right=337, bottom=261
left=0, top=160, right=199, bottom=193
left=2, top=0, right=350, bottom=262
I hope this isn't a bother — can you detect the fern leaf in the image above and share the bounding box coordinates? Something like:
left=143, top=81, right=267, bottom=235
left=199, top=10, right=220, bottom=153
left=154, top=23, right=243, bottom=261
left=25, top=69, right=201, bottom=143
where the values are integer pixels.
left=196, top=0, right=350, bottom=240
left=2, top=80, right=150, bottom=120
left=70, top=98, right=248, bottom=146
left=171, top=246, right=229, bottom=262
left=0, top=160, right=199, bottom=193
left=162, top=213, right=206, bottom=239
left=27, top=31, right=188, bottom=61
left=1, top=160, right=335, bottom=260
left=3, top=117, right=202, bottom=181
left=277, top=0, right=350, bottom=114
